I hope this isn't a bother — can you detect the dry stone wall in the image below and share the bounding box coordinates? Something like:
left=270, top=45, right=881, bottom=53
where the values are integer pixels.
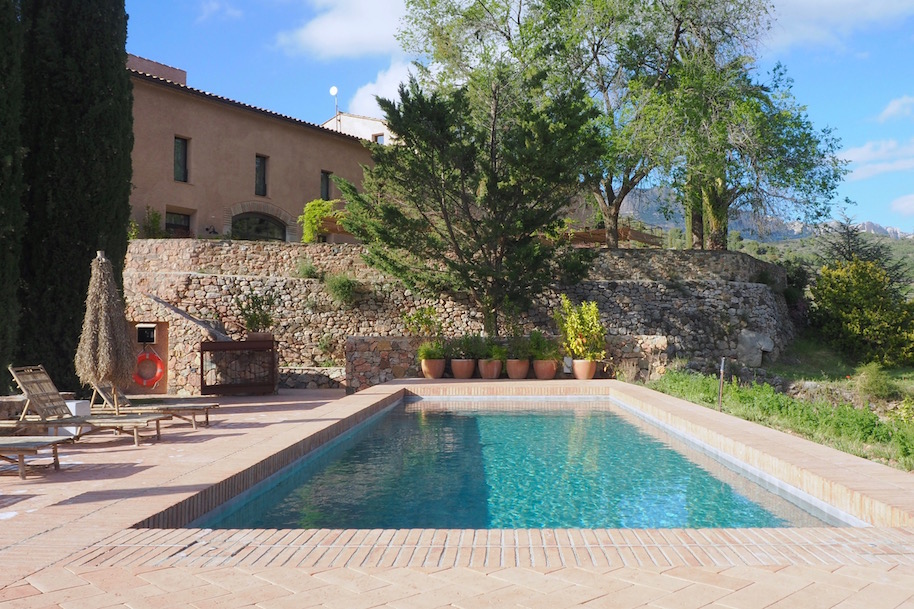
left=124, top=239, right=794, bottom=394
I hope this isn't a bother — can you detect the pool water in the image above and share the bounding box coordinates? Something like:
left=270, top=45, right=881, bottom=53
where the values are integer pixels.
left=199, top=401, right=828, bottom=529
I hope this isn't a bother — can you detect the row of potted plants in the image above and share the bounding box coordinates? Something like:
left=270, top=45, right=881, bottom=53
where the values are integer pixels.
left=417, top=330, right=563, bottom=380
left=418, top=295, right=608, bottom=380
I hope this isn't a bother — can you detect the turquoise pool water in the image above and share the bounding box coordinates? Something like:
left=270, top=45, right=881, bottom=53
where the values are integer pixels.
left=198, top=401, right=827, bottom=529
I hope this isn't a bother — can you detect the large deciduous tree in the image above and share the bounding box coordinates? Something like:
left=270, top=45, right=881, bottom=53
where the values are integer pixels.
left=338, top=73, right=602, bottom=334
left=0, top=0, right=24, bottom=386
left=17, top=0, right=133, bottom=389
left=671, top=51, right=846, bottom=250
left=541, top=0, right=773, bottom=247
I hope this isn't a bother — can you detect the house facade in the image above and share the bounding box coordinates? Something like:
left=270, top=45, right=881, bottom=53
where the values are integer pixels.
left=128, top=56, right=371, bottom=242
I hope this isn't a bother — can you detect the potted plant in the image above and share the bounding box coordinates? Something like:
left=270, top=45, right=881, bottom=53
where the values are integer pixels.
left=505, top=334, right=531, bottom=379
left=234, top=292, right=276, bottom=341
left=528, top=330, right=560, bottom=380
left=448, top=334, right=485, bottom=379
left=554, top=294, right=606, bottom=380
left=479, top=339, right=507, bottom=379
left=417, top=340, right=446, bottom=379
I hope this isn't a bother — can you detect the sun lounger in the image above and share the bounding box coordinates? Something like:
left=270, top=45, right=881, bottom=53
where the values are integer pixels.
left=7, top=365, right=170, bottom=446
left=0, top=436, right=70, bottom=479
left=90, top=382, right=218, bottom=429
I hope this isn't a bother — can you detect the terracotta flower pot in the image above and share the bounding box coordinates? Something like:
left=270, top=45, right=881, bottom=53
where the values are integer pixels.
left=505, top=358, right=530, bottom=380
left=421, top=359, right=446, bottom=379
left=450, top=358, right=476, bottom=379
left=572, top=359, right=598, bottom=380
left=532, top=359, right=558, bottom=380
left=478, top=359, right=503, bottom=379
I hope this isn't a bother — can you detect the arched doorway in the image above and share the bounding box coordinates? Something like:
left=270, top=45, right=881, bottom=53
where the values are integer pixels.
left=231, top=212, right=286, bottom=241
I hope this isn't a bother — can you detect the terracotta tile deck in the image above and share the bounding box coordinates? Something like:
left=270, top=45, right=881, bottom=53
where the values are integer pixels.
left=1, top=380, right=913, bottom=607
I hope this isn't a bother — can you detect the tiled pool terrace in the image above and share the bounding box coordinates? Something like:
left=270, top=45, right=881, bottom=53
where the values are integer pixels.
left=2, top=379, right=914, bottom=608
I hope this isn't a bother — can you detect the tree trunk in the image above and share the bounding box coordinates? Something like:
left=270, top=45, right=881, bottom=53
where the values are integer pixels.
left=689, top=203, right=704, bottom=249
left=704, top=183, right=729, bottom=251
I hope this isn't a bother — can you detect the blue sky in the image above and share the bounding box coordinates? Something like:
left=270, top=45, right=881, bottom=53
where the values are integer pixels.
left=125, top=0, right=914, bottom=232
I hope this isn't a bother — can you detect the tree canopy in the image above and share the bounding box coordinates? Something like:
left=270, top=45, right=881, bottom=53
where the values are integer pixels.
left=399, top=0, right=846, bottom=250
left=338, top=72, right=602, bottom=334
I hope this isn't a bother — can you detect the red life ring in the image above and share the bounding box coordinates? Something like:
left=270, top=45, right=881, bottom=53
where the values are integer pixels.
left=133, top=351, right=165, bottom=387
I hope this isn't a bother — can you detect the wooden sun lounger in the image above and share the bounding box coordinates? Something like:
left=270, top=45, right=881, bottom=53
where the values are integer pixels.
left=90, top=383, right=218, bottom=429
left=7, top=365, right=170, bottom=446
left=0, top=436, right=70, bottom=479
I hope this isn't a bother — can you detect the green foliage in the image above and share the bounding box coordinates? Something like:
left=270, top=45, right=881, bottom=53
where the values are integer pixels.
left=16, top=0, right=133, bottom=389
left=234, top=292, right=276, bottom=332
left=0, top=0, right=24, bottom=385
left=648, top=370, right=914, bottom=470
left=140, top=206, right=167, bottom=238
left=506, top=334, right=532, bottom=360
left=324, top=273, right=360, bottom=305
left=672, top=56, right=846, bottom=250
left=528, top=330, right=560, bottom=361
left=819, top=212, right=910, bottom=291
left=402, top=306, right=442, bottom=337
left=298, top=198, right=343, bottom=243
left=416, top=339, right=445, bottom=361
left=295, top=257, right=322, bottom=279
left=810, top=258, right=914, bottom=366
left=448, top=334, right=487, bottom=359
left=854, top=362, right=899, bottom=402
left=554, top=294, right=606, bottom=360
left=338, top=71, right=602, bottom=335
left=484, top=339, right=508, bottom=362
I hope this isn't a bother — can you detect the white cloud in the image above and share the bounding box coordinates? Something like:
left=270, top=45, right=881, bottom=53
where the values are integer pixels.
left=767, top=0, right=914, bottom=50
left=843, top=138, right=914, bottom=180
left=890, top=194, right=914, bottom=215
left=878, top=95, right=914, bottom=122
left=276, top=0, right=406, bottom=59
left=196, top=1, right=242, bottom=23
left=348, top=60, right=413, bottom=118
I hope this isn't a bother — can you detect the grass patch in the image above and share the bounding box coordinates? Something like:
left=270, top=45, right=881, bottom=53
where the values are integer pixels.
left=646, top=369, right=914, bottom=470
left=767, top=334, right=856, bottom=381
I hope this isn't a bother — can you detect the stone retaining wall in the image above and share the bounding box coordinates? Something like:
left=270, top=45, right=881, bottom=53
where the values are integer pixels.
left=124, top=239, right=793, bottom=394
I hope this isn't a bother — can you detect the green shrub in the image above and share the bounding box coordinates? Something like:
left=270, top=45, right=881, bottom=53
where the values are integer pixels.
left=298, top=198, right=342, bottom=243
left=506, top=334, right=532, bottom=359
left=417, top=340, right=445, bottom=360
left=854, top=362, right=899, bottom=402
left=402, top=306, right=442, bottom=337
left=528, top=330, right=560, bottom=361
left=484, top=339, right=508, bottom=362
left=234, top=291, right=276, bottom=332
left=554, top=294, right=606, bottom=360
left=810, top=259, right=914, bottom=365
left=448, top=334, right=486, bottom=359
left=296, top=257, right=322, bottom=279
left=324, top=273, right=360, bottom=305
left=141, top=206, right=167, bottom=238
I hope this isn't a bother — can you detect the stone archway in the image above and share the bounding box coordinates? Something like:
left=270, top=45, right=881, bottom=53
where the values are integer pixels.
left=224, top=201, right=302, bottom=242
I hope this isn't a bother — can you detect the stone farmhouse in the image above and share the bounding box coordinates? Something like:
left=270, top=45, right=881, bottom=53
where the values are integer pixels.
left=127, top=55, right=371, bottom=243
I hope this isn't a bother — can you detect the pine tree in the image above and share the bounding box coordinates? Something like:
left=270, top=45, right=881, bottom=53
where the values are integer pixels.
left=17, top=0, right=133, bottom=389
left=0, top=0, right=24, bottom=389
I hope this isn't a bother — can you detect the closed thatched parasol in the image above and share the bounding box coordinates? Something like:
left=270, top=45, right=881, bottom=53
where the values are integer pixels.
left=75, top=251, right=136, bottom=412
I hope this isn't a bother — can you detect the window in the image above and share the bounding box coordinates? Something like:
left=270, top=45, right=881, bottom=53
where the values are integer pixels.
left=255, top=155, right=268, bottom=196
left=320, top=170, right=332, bottom=200
left=371, top=133, right=385, bottom=145
left=232, top=213, right=285, bottom=241
left=174, top=137, right=188, bottom=182
left=165, top=211, right=191, bottom=237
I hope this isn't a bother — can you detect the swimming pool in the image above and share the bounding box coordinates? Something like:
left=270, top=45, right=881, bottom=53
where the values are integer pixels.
left=196, top=399, right=830, bottom=529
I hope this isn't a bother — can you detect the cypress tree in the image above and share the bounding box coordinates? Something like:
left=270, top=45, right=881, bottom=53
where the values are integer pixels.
left=0, top=0, right=24, bottom=390
left=18, top=0, right=133, bottom=389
